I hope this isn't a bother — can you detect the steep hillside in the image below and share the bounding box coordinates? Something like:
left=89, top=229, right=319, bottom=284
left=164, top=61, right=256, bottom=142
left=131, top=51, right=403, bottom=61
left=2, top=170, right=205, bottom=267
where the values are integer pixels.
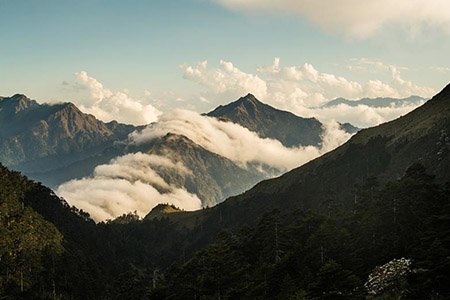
left=210, top=83, right=450, bottom=224
left=151, top=84, right=450, bottom=231
left=0, top=162, right=191, bottom=299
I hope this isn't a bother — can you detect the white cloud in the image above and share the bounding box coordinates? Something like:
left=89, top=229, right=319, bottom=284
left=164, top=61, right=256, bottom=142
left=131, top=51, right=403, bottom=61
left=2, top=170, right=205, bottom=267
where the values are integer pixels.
left=181, top=58, right=435, bottom=127
left=180, top=60, right=267, bottom=100
left=73, top=71, right=161, bottom=125
left=130, top=109, right=352, bottom=171
left=294, top=102, right=426, bottom=128
left=57, top=152, right=201, bottom=221
left=212, top=0, right=450, bottom=39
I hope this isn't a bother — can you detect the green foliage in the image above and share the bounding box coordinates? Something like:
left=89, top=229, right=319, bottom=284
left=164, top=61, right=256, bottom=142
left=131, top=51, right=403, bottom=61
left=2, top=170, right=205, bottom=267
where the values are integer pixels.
left=0, top=165, right=63, bottom=299
left=2, top=158, right=450, bottom=299
left=146, top=164, right=450, bottom=300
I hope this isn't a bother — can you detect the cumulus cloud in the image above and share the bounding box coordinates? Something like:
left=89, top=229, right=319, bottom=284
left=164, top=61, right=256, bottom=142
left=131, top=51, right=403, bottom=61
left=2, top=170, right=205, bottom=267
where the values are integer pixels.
left=212, top=0, right=450, bottom=39
left=130, top=109, right=352, bottom=171
left=73, top=71, right=161, bottom=125
left=57, top=152, right=201, bottom=222
left=181, top=58, right=435, bottom=127
left=180, top=60, right=267, bottom=100
left=259, top=58, right=434, bottom=101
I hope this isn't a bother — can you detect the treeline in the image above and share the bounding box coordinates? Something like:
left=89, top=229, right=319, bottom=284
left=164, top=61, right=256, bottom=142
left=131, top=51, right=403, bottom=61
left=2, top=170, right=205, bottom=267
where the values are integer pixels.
left=143, top=164, right=450, bottom=299
left=1, top=163, right=450, bottom=299
left=0, top=164, right=188, bottom=299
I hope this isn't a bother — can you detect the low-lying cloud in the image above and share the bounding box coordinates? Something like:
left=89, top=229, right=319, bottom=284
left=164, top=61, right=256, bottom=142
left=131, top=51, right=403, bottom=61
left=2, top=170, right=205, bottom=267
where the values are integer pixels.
left=57, top=153, right=202, bottom=222
left=130, top=109, right=352, bottom=171
left=58, top=110, right=353, bottom=222
left=296, top=102, right=426, bottom=129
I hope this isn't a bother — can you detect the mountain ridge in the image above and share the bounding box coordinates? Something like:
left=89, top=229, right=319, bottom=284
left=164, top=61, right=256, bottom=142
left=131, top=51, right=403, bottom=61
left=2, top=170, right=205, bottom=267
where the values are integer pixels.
left=148, top=83, right=450, bottom=230
left=0, top=94, right=136, bottom=173
left=221, top=83, right=450, bottom=217
left=207, top=93, right=325, bottom=147
left=323, top=95, right=426, bottom=108
left=126, top=132, right=269, bottom=207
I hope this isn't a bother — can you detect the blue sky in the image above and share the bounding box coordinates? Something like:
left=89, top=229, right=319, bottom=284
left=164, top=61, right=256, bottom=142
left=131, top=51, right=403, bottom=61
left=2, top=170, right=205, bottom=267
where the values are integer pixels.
left=1, top=0, right=450, bottom=126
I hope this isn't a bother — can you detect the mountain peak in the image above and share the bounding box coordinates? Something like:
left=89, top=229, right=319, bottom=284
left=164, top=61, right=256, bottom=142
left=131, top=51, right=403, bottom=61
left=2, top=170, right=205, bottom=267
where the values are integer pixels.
left=58, top=102, right=83, bottom=115
left=11, top=93, right=28, bottom=101
left=239, top=93, right=259, bottom=102
left=0, top=95, right=137, bottom=172
left=0, top=94, right=39, bottom=115
left=207, top=94, right=324, bottom=147
left=145, top=204, right=183, bottom=220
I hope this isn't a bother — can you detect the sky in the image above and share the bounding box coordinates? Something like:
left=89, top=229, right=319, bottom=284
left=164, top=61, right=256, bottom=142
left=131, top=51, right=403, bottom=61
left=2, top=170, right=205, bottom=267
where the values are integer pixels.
left=1, top=0, right=450, bottom=127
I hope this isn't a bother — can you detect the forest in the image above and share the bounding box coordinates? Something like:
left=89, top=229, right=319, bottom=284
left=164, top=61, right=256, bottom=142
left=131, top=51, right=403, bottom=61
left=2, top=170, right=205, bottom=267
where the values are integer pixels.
left=1, top=163, right=449, bottom=299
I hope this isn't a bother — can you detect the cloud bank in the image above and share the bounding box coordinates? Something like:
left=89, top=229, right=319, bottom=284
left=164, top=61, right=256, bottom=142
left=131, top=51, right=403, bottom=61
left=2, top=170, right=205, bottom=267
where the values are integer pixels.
left=72, top=71, right=161, bottom=125
left=212, top=0, right=450, bottom=39
left=57, top=153, right=202, bottom=221
left=180, top=58, right=434, bottom=127
left=130, top=109, right=352, bottom=171
left=58, top=109, right=353, bottom=222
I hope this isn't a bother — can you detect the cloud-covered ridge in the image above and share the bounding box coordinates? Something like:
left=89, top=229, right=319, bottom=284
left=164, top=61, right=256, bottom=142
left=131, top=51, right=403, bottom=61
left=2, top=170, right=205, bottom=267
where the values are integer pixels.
left=130, top=109, right=352, bottom=171
left=57, top=153, right=201, bottom=222
left=57, top=107, right=353, bottom=222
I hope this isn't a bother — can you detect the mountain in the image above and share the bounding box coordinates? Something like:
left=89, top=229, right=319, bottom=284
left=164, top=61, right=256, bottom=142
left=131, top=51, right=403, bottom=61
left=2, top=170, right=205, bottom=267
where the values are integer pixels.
left=323, top=95, right=426, bottom=108
left=340, top=122, right=359, bottom=133
left=129, top=133, right=268, bottom=207
left=3, top=84, right=450, bottom=299
left=0, top=94, right=136, bottom=173
left=190, top=83, right=450, bottom=227
left=207, top=94, right=325, bottom=147
left=131, top=84, right=450, bottom=298
left=0, top=162, right=191, bottom=299
left=31, top=131, right=269, bottom=207
left=17, top=94, right=342, bottom=208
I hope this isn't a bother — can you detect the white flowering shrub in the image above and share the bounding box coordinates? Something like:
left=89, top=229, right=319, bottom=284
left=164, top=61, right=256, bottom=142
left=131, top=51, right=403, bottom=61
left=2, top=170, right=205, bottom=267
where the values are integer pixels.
left=365, top=258, right=412, bottom=296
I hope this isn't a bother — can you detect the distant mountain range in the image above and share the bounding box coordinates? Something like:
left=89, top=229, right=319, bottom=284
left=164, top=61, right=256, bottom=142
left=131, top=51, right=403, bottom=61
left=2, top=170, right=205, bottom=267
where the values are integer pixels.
left=0, top=94, right=136, bottom=173
left=1, top=93, right=358, bottom=208
left=323, top=95, right=426, bottom=108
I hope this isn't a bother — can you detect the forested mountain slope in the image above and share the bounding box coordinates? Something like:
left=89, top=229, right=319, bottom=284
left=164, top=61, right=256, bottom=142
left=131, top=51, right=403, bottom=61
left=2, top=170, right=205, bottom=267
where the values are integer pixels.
left=215, top=83, right=450, bottom=220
